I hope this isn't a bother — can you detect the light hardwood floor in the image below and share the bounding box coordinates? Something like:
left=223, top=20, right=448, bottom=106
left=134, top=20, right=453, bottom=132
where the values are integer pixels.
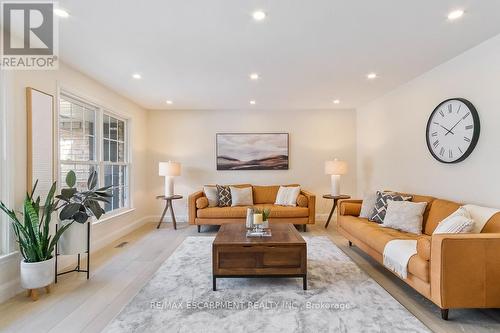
left=0, top=221, right=499, bottom=333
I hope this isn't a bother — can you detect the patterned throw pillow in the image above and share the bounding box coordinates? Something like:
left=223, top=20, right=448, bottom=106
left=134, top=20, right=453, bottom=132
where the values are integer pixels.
left=216, top=185, right=232, bottom=207
left=369, top=191, right=412, bottom=224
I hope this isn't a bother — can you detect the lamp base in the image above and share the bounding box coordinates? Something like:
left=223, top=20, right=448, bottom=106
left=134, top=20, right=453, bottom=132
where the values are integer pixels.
left=164, top=176, right=175, bottom=197
left=330, top=175, right=341, bottom=196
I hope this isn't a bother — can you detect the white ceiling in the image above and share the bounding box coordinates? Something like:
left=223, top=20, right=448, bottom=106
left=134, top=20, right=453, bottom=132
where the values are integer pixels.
left=55, top=0, right=500, bottom=110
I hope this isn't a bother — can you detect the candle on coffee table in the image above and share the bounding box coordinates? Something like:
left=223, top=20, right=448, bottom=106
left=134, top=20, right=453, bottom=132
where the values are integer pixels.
left=253, top=213, right=263, bottom=225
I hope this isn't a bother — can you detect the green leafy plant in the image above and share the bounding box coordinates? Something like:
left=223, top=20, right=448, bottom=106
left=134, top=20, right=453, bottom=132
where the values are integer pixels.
left=0, top=170, right=112, bottom=263
left=254, top=208, right=271, bottom=221
left=56, top=170, right=112, bottom=223
left=0, top=181, right=71, bottom=262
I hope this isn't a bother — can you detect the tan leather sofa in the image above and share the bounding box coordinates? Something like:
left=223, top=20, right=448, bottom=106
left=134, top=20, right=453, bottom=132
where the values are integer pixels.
left=337, top=194, right=500, bottom=320
left=188, top=184, right=315, bottom=232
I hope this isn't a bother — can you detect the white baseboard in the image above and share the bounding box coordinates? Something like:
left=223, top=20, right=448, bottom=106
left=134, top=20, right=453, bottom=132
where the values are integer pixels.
left=148, top=215, right=188, bottom=224
left=0, top=276, right=22, bottom=304
left=92, top=215, right=154, bottom=252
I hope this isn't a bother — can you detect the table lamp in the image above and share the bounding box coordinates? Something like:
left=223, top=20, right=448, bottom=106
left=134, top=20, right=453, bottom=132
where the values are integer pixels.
left=324, top=158, right=347, bottom=196
left=159, top=161, right=181, bottom=197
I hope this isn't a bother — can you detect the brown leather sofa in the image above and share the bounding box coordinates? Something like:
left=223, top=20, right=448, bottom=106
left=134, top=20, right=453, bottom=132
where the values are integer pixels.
left=188, top=184, right=315, bottom=232
left=337, top=194, right=500, bottom=320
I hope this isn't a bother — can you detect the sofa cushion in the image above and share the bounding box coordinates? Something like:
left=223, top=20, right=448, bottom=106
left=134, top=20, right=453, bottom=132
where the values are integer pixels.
left=296, top=194, right=308, bottom=207
left=216, top=185, right=232, bottom=207
left=254, top=204, right=309, bottom=218
left=196, top=197, right=209, bottom=209
left=339, top=216, right=429, bottom=282
left=408, top=255, right=430, bottom=282
left=230, top=186, right=253, bottom=206
left=203, top=185, right=219, bottom=207
left=275, top=186, right=301, bottom=206
left=339, top=216, right=419, bottom=254
left=197, top=206, right=249, bottom=218
left=369, top=191, right=412, bottom=223
left=424, top=199, right=461, bottom=235
left=253, top=185, right=279, bottom=204
left=197, top=204, right=309, bottom=219
left=253, top=184, right=300, bottom=204
left=417, top=236, right=431, bottom=261
left=482, top=212, right=500, bottom=233
left=381, top=201, right=427, bottom=234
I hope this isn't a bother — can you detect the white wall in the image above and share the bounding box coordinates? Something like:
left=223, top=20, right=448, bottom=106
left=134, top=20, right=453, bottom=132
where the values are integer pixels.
left=0, top=62, right=152, bottom=302
left=357, top=34, right=500, bottom=207
left=147, top=108, right=357, bottom=220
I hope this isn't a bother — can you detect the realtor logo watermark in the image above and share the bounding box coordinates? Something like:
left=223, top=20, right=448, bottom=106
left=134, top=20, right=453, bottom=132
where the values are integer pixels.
left=1, top=1, right=59, bottom=69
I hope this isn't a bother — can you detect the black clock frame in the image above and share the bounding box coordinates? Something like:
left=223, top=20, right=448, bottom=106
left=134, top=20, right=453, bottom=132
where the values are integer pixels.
left=425, top=98, right=480, bottom=164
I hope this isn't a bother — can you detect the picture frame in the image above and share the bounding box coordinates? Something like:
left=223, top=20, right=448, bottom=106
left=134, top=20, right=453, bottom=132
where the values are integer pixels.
left=216, top=133, right=289, bottom=170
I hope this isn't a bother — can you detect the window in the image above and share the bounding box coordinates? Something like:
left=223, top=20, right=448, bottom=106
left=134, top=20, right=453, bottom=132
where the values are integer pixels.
left=58, top=93, right=130, bottom=216
left=59, top=95, right=98, bottom=190
left=102, top=114, right=128, bottom=212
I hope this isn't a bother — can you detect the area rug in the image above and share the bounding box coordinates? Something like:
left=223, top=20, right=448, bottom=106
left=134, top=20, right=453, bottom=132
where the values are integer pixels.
left=104, top=236, right=430, bottom=333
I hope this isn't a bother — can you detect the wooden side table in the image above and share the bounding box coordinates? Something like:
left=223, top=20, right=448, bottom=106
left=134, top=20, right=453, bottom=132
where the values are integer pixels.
left=156, top=195, right=183, bottom=230
left=323, top=194, right=351, bottom=228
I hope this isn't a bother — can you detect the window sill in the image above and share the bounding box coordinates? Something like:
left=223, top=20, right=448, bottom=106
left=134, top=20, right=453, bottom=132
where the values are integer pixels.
left=93, top=207, right=136, bottom=225
left=0, top=251, right=19, bottom=264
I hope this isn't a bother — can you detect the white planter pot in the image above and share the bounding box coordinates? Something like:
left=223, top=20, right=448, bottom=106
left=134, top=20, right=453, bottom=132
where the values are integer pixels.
left=20, top=257, right=55, bottom=289
left=58, top=220, right=88, bottom=255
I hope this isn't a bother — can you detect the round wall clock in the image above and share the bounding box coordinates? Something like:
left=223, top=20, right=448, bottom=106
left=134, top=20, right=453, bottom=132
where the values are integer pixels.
left=426, top=98, right=480, bottom=163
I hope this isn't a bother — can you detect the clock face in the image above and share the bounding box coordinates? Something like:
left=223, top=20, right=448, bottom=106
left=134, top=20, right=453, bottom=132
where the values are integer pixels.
left=426, top=98, right=480, bottom=163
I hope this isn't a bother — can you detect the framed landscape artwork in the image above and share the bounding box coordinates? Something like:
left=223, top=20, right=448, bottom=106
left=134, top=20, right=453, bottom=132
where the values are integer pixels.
left=216, top=133, right=289, bottom=170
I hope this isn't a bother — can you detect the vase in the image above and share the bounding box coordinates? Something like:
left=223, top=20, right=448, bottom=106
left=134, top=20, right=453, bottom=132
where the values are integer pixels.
left=58, top=220, right=88, bottom=255
left=245, top=208, right=254, bottom=229
left=20, top=257, right=55, bottom=289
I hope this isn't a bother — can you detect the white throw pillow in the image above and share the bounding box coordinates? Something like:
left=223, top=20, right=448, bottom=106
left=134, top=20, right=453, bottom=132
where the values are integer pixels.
left=275, top=186, right=301, bottom=207
left=381, top=200, right=427, bottom=235
left=203, top=186, right=219, bottom=207
left=230, top=186, right=253, bottom=206
left=433, top=207, right=475, bottom=234
left=359, top=192, right=378, bottom=218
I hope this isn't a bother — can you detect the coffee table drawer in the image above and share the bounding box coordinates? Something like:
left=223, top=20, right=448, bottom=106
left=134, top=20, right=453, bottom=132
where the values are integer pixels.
left=262, top=247, right=302, bottom=267
left=214, top=245, right=305, bottom=272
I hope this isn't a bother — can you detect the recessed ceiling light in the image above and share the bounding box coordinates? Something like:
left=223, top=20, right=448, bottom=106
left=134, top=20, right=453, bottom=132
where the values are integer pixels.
left=333, top=99, right=340, bottom=104
left=367, top=73, right=377, bottom=80
left=250, top=100, right=256, bottom=105
left=252, top=10, right=266, bottom=21
left=250, top=73, right=259, bottom=80
left=132, top=73, right=141, bottom=79
left=54, top=8, right=70, bottom=18
left=448, top=9, right=464, bottom=20
left=166, top=100, right=173, bottom=105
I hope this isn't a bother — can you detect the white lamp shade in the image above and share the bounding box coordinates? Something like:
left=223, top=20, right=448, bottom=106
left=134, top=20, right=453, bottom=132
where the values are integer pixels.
left=159, top=161, right=181, bottom=176
left=325, top=159, right=348, bottom=175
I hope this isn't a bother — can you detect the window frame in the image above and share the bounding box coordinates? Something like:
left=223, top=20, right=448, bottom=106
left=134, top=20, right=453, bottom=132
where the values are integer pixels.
left=56, top=88, right=132, bottom=221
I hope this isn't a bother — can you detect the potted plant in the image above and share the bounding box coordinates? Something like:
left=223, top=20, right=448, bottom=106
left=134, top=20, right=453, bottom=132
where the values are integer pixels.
left=0, top=170, right=111, bottom=300
left=254, top=208, right=271, bottom=228
left=56, top=170, right=112, bottom=254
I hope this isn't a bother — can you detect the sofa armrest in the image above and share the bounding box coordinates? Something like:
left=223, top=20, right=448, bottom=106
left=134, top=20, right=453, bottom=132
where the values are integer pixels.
left=338, top=200, right=362, bottom=217
left=188, top=191, right=204, bottom=225
left=430, top=233, right=500, bottom=309
left=417, top=237, right=431, bottom=261
left=300, top=190, right=316, bottom=224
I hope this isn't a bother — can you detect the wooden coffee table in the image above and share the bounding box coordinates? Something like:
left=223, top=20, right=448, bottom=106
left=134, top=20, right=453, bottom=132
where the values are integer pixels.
left=212, top=223, right=307, bottom=291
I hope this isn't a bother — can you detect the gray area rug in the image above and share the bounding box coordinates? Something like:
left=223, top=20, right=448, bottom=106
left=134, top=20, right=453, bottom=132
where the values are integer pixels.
left=104, top=236, right=430, bottom=333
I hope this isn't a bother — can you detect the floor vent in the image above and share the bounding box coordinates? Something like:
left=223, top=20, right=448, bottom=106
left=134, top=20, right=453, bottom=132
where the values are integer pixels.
left=115, top=241, right=129, bottom=248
